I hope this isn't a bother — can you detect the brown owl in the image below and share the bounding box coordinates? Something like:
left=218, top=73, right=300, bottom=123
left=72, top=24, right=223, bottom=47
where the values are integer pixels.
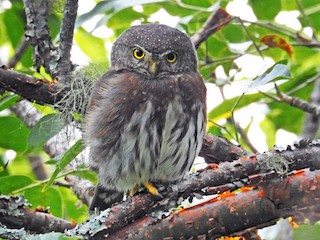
left=85, top=24, right=206, bottom=211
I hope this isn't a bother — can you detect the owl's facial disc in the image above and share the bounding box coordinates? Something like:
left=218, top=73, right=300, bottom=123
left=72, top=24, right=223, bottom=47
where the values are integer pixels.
left=132, top=46, right=161, bottom=76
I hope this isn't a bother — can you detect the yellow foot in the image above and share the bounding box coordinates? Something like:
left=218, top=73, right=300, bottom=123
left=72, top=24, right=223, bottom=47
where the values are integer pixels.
left=143, top=182, right=163, bottom=198
left=129, top=185, right=139, bottom=196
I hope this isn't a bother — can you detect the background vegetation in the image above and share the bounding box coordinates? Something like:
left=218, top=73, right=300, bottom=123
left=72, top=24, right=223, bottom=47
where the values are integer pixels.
left=0, top=0, right=320, bottom=239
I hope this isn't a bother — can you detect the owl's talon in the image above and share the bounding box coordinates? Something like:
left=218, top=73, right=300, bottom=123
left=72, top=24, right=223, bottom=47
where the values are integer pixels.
left=129, top=185, right=139, bottom=196
left=143, top=182, right=163, bottom=198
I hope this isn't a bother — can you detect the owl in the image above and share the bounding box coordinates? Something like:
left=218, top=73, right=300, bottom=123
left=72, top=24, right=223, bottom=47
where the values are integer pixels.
left=85, top=24, right=206, bottom=211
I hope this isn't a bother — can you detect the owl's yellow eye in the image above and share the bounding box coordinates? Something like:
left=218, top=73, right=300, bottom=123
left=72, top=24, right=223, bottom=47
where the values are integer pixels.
left=133, top=48, right=145, bottom=59
left=166, top=52, right=177, bottom=63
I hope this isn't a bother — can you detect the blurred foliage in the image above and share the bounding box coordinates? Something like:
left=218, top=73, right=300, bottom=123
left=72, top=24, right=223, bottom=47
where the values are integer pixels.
left=0, top=0, right=320, bottom=238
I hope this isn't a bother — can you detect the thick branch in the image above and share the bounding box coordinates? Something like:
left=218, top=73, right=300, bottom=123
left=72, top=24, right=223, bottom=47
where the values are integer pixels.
left=116, top=169, right=320, bottom=240
left=0, top=195, right=75, bottom=233
left=68, top=140, right=320, bottom=238
left=0, top=68, right=63, bottom=105
left=2, top=140, right=320, bottom=237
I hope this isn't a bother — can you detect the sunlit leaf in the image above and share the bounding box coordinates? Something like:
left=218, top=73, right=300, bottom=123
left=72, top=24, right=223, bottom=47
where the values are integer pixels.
left=44, top=140, right=84, bottom=191
left=28, top=113, right=65, bottom=150
left=260, top=116, right=276, bottom=149
left=208, top=93, right=263, bottom=122
left=58, top=187, right=89, bottom=222
left=3, top=2, right=25, bottom=47
left=75, top=27, right=107, bottom=63
left=0, top=116, right=30, bottom=152
left=0, top=94, right=20, bottom=112
left=250, top=0, right=281, bottom=20
left=0, top=158, right=9, bottom=177
left=0, top=175, right=33, bottom=194
left=248, top=60, right=291, bottom=90
left=76, top=0, right=166, bottom=27
left=71, top=169, right=98, bottom=184
left=260, top=34, right=294, bottom=57
left=24, top=185, right=62, bottom=218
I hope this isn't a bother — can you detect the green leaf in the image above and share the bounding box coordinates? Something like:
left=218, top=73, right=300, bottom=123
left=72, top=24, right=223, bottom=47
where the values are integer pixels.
left=107, top=8, right=147, bottom=30
left=76, top=0, right=166, bottom=27
left=0, top=116, right=30, bottom=152
left=71, top=169, right=97, bottom=184
left=293, top=222, right=320, bottom=240
left=0, top=94, right=20, bottom=112
left=221, top=24, right=247, bottom=43
left=3, top=2, right=25, bottom=47
left=250, top=0, right=281, bottom=20
left=0, top=175, right=33, bottom=194
left=260, top=116, right=276, bottom=149
left=0, top=157, right=9, bottom=177
left=28, top=114, right=65, bottom=150
left=208, top=93, right=263, bottom=122
left=248, top=61, right=291, bottom=90
left=74, top=27, right=108, bottom=63
left=24, top=186, right=62, bottom=218
left=58, top=187, right=89, bottom=222
left=44, top=140, right=84, bottom=191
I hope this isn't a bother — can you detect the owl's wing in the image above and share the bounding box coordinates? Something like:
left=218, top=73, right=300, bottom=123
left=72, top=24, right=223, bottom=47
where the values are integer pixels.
left=86, top=71, right=115, bottom=112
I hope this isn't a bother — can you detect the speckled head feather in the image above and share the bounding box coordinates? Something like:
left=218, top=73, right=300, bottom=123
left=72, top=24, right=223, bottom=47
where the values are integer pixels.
left=110, top=24, right=198, bottom=75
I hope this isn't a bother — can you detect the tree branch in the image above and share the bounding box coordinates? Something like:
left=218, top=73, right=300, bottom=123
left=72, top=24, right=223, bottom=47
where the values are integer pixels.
left=113, top=169, right=320, bottom=240
left=23, top=0, right=57, bottom=74
left=2, top=140, right=320, bottom=238
left=0, top=195, right=75, bottom=233
left=275, top=83, right=320, bottom=116
left=7, top=37, right=30, bottom=69
left=191, top=8, right=234, bottom=48
left=68, top=139, right=320, bottom=238
left=302, top=74, right=320, bottom=139
left=0, top=68, right=63, bottom=105
left=54, top=0, right=79, bottom=83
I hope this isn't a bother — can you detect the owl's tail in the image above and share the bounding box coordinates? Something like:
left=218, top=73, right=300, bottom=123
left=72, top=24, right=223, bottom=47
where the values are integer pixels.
left=89, top=184, right=124, bottom=211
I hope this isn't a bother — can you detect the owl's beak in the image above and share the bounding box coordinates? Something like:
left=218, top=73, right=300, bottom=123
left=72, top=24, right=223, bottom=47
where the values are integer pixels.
left=148, top=60, right=158, bottom=75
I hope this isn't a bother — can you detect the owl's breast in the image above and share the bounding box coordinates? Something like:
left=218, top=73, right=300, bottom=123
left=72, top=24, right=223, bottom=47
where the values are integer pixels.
left=86, top=71, right=206, bottom=191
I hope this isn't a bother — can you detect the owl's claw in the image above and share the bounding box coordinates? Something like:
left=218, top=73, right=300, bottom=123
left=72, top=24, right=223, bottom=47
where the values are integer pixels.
left=129, top=185, right=140, bottom=196
left=143, top=182, right=163, bottom=198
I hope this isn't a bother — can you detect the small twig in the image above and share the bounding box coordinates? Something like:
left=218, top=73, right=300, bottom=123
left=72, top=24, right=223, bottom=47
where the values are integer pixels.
left=275, top=83, right=320, bottom=116
left=237, top=17, right=264, bottom=60
left=287, top=72, right=320, bottom=95
left=295, top=0, right=318, bottom=40
left=244, top=20, right=300, bottom=40
left=10, top=100, right=42, bottom=128
left=191, top=8, right=235, bottom=48
left=7, top=37, right=30, bottom=69
left=28, top=155, right=48, bottom=180
left=65, top=175, right=95, bottom=206
left=235, top=122, right=259, bottom=154
left=301, top=73, right=320, bottom=139
left=54, top=0, right=79, bottom=83
left=174, top=0, right=210, bottom=12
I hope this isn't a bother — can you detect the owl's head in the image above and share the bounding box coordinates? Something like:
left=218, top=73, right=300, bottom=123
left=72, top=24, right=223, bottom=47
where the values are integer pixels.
left=111, top=24, right=198, bottom=77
